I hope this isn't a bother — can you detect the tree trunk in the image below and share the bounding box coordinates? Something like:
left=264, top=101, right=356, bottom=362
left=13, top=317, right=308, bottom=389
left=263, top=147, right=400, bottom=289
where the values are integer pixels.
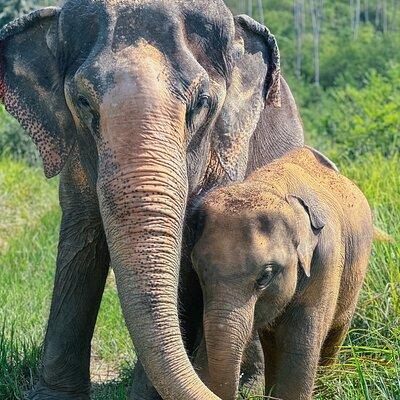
left=375, top=0, right=381, bottom=28
left=257, top=0, right=265, bottom=24
left=350, top=0, right=355, bottom=31
left=392, top=0, right=398, bottom=31
left=294, top=0, right=305, bottom=79
left=247, top=0, right=253, bottom=17
left=364, top=0, right=369, bottom=23
left=241, top=0, right=246, bottom=14
left=310, top=0, right=322, bottom=86
left=354, top=0, right=361, bottom=38
left=382, top=0, right=388, bottom=33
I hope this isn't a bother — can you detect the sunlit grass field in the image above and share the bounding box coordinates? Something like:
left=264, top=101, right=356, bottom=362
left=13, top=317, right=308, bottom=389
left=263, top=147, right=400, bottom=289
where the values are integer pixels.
left=0, top=152, right=398, bottom=399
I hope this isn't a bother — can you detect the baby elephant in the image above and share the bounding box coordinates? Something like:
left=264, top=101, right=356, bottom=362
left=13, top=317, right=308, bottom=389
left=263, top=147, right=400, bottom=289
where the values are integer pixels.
left=191, top=147, right=373, bottom=400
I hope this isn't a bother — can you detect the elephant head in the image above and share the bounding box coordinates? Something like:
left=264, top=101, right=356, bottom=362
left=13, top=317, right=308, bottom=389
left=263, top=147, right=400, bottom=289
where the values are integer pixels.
left=0, top=1, right=302, bottom=399
left=191, top=186, right=325, bottom=399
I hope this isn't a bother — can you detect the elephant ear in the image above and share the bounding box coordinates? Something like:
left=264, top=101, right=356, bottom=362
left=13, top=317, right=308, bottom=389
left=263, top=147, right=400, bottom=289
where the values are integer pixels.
left=0, top=7, right=76, bottom=178
left=305, top=146, right=339, bottom=172
left=213, top=15, right=281, bottom=181
left=234, top=15, right=281, bottom=108
left=286, top=193, right=326, bottom=277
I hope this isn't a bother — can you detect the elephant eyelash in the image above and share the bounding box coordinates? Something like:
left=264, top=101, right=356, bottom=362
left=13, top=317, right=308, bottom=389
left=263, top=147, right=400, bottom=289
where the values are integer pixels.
left=188, top=92, right=212, bottom=114
left=196, top=94, right=212, bottom=109
left=75, top=95, right=100, bottom=138
left=255, top=263, right=281, bottom=290
left=186, top=96, right=212, bottom=130
left=78, top=95, right=91, bottom=108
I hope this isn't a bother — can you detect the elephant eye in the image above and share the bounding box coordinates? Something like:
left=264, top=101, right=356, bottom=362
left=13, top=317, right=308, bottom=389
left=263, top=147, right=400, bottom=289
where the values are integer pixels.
left=78, top=95, right=91, bottom=109
left=195, top=94, right=211, bottom=110
left=76, top=95, right=100, bottom=138
left=256, top=264, right=280, bottom=290
left=186, top=93, right=213, bottom=132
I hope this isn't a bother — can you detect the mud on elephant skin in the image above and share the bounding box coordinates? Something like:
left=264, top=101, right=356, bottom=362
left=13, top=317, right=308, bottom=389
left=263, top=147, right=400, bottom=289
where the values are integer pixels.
left=192, top=147, right=373, bottom=400
left=0, top=1, right=303, bottom=399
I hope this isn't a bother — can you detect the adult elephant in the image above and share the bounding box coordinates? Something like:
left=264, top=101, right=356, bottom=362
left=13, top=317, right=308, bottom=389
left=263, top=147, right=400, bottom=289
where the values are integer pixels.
left=0, top=1, right=303, bottom=399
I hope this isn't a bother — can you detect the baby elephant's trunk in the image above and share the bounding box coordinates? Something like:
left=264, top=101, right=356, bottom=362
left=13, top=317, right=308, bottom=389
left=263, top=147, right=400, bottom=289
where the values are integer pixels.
left=203, top=297, right=256, bottom=400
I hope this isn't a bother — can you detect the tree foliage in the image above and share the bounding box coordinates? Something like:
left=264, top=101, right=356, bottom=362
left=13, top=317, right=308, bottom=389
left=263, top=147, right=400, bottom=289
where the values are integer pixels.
left=0, top=0, right=399, bottom=164
left=303, top=64, right=400, bottom=161
left=226, top=0, right=400, bottom=86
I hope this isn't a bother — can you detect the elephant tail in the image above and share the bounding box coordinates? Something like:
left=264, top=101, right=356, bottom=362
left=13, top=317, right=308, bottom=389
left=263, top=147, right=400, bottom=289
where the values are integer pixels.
left=373, top=227, right=394, bottom=243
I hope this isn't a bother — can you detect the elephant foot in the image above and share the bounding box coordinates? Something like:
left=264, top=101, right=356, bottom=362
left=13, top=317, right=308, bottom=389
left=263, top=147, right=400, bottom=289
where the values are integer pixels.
left=26, top=382, right=90, bottom=400
left=130, top=360, right=162, bottom=400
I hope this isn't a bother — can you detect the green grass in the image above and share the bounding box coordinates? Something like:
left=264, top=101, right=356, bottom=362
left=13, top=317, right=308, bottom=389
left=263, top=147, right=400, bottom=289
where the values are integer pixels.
left=0, top=153, right=398, bottom=399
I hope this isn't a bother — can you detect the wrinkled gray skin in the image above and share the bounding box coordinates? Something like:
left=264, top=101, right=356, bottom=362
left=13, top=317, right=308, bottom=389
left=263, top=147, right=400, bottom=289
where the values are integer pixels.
left=192, top=147, right=373, bottom=400
left=0, top=1, right=303, bottom=399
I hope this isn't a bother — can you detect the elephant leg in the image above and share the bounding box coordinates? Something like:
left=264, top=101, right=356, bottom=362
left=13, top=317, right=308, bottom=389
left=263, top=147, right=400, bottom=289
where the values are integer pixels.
left=193, top=336, right=210, bottom=384
left=239, top=331, right=265, bottom=396
left=272, top=315, right=324, bottom=400
left=130, top=360, right=162, bottom=400
left=259, top=329, right=279, bottom=397
left=30, top=160, right=110, bottom=400
left=319, top=322, right=350, bottom=366
left=30, top=219, right=109, bottom=400
left=30, top=226, right=109, bottom=399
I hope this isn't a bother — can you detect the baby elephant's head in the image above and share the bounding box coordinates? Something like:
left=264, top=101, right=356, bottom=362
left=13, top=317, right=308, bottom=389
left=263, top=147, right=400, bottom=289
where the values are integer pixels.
left=191, top=183, right=325, bottom=399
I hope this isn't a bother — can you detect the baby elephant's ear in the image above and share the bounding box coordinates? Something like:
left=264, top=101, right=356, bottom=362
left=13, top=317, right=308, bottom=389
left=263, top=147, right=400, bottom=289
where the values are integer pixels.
left=287, top=194, right=326, bottom=277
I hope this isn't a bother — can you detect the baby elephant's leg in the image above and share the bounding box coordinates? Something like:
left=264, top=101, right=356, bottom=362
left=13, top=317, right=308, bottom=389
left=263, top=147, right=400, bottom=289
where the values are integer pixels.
left=193, top=336, right=211, bottom=385
left=272, top=311, right=326, bottom=400
left=130, top=360, right=161, bottom=400
left=259, top=330, right=279, bottom=397
left=319, top=251, right=370, bottom=367
left=239, top=331, right=265, bottom=395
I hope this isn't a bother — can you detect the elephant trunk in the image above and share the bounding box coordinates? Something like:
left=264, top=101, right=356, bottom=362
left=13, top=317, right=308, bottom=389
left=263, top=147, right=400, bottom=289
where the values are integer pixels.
left=204, top=297, right=256, bottom=400
left=97, top=80, right=219, bottom=400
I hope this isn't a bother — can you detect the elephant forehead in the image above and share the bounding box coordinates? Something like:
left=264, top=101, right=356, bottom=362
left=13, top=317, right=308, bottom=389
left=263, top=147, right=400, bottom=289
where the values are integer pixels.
left=100, top=0, right=232, bottom=21
left=60, top=0, right=234, bottom=97
left=111, top=39, right=171, bottom=80
left=204, top=184, right=287, bottom=214
left=62, top=0, right=233, bottom=45
left=110, top=4, right=180, bottom=49
left=198, top=221, right=293, bottom=280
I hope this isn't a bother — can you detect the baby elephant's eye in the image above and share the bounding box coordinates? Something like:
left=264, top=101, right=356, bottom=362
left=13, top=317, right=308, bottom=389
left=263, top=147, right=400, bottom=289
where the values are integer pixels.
left=256, top=264, right=278, bottom=290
